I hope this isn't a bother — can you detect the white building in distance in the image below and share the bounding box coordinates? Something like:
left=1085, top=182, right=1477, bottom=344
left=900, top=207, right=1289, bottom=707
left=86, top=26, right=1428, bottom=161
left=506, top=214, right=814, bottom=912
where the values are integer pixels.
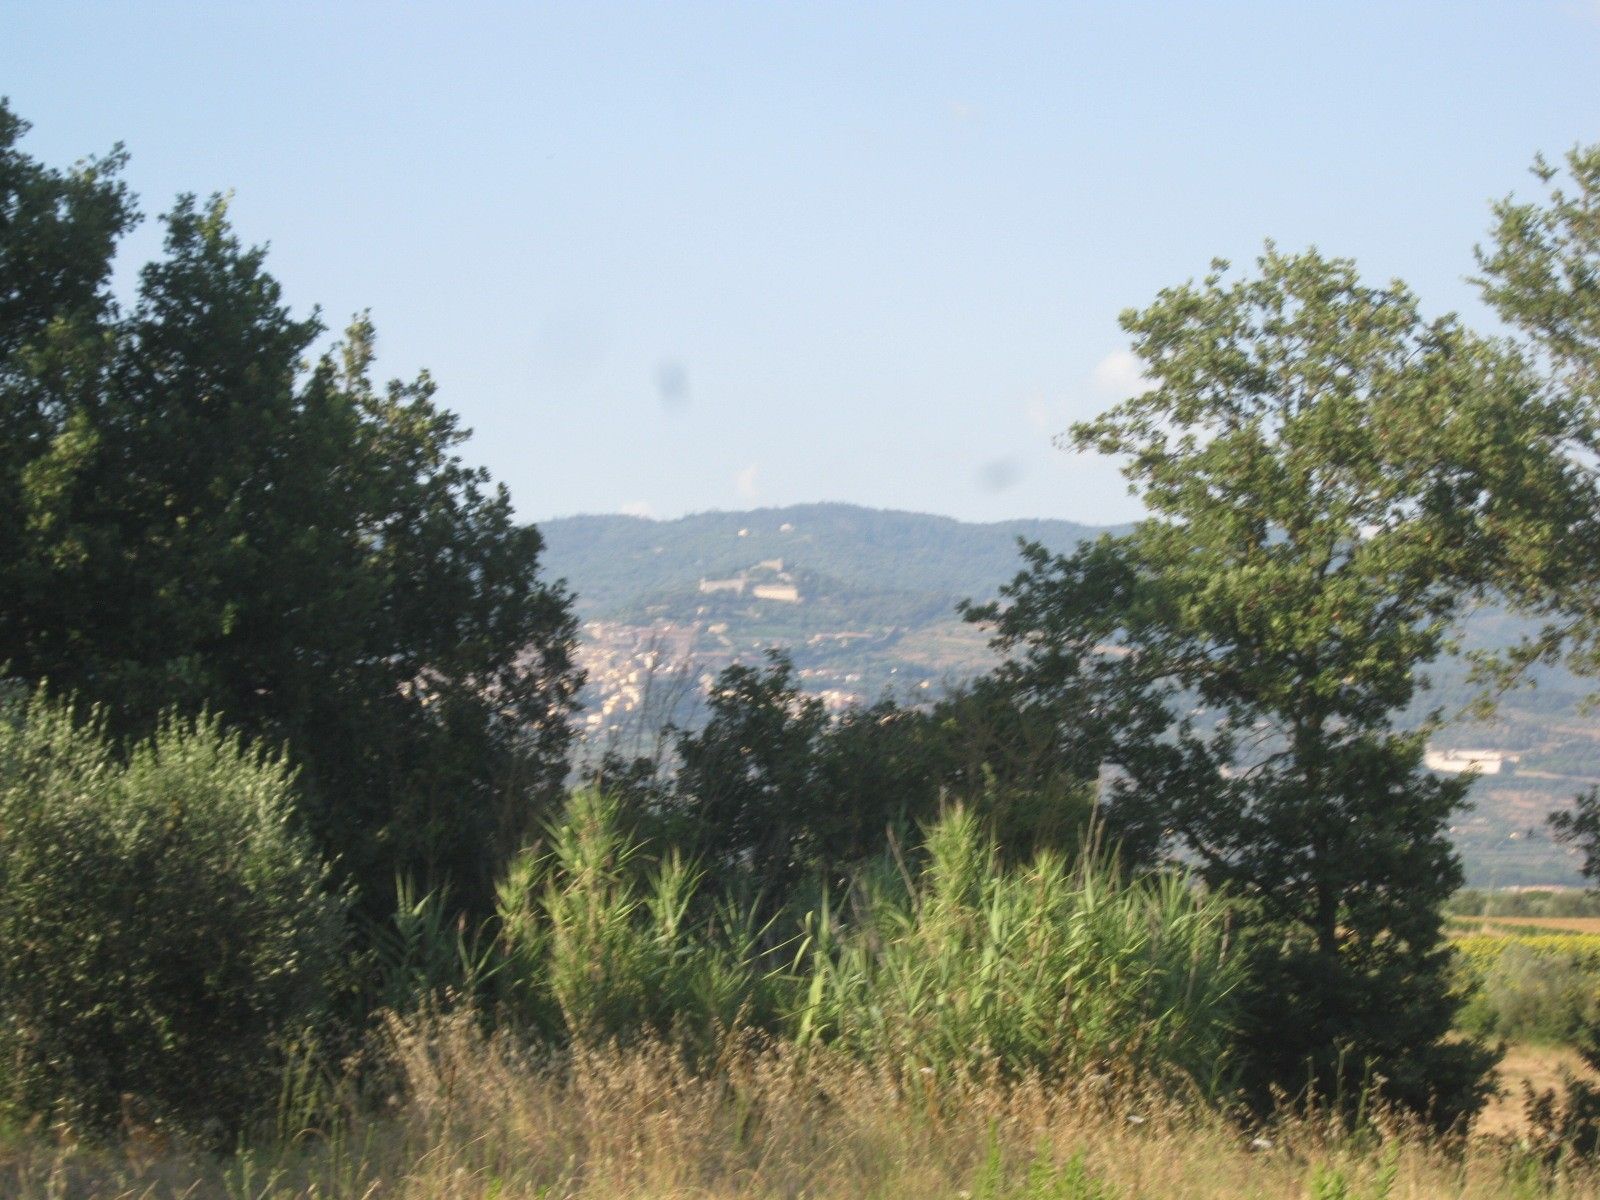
left=1424, top=747, right=1520, bottom=776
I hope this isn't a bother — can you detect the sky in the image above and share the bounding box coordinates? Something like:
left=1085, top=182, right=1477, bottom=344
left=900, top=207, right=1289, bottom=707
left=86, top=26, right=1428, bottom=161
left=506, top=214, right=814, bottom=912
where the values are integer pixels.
left=5, top=2, right=1598, bottom=526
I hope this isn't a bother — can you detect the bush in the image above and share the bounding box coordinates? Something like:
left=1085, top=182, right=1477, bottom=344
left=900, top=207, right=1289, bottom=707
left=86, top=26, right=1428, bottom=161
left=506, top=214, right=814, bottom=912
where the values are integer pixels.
left=0, top=690, right=346, bottom=1135
left=1455, top=938, right=1600, bottom=1044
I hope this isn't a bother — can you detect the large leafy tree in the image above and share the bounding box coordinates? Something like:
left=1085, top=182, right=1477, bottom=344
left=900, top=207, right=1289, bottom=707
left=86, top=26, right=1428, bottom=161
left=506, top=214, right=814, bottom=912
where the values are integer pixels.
left=667, top=651, right=833, bottom=898
left=970, top=246, right=1595, bottom=1125
left=0, top=101, right=580, bottom=918
left=640, top=651, right=1096, bottom=903
left=1476, top=144, right=1600, bottom=885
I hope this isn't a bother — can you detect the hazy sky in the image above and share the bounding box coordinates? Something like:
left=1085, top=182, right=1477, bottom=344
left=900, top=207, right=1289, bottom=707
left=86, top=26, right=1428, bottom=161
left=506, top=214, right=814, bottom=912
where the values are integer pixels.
left=5, top=2, right=1597, bottom=525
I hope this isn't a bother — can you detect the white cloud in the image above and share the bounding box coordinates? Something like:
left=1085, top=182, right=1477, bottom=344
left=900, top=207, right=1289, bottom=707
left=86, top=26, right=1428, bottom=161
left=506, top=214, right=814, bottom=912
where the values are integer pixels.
left=619, top=500, right=654, bottom=518
left=1090, top=350, right=1149, bottom=400
left=734, top=464, right=759, bottom=500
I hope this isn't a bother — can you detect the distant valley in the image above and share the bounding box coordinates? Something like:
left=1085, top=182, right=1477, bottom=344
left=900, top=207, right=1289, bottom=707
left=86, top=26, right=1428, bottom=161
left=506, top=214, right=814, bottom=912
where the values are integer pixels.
left=539, top=503, right=1598, bottom=886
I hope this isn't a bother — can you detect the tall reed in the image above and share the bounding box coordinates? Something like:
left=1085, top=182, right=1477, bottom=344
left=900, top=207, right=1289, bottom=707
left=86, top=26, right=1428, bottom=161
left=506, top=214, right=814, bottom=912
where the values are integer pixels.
left=495, top=788, right=784, bottom=1053
left=793, top=806, right=1242, bottom=1094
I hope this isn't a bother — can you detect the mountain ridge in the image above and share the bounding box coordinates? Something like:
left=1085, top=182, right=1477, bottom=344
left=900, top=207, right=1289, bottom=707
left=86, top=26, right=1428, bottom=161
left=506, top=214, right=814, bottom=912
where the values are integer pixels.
left=538, top=502, right=1595, bottom=886
left=537, top=501, right=1123, bottom=618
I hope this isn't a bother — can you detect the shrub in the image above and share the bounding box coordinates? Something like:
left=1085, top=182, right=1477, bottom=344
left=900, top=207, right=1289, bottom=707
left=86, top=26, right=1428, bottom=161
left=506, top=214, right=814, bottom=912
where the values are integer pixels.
left=1453, top=933, right=1600, bottom=1046
left=0, top=690, right=346, bottom=1135
left=1456, top=941, right=1600, bottom=1044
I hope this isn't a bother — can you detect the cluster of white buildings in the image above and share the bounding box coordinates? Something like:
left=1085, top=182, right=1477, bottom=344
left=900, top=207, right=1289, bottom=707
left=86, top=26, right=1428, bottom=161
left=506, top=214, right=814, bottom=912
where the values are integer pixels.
left=697, top=558, right=802, bottom=604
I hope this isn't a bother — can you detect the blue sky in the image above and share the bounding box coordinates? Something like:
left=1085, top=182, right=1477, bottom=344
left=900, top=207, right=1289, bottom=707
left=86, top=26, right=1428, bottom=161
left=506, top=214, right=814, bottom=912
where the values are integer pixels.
left=5, top=2, right=1597, bottom=525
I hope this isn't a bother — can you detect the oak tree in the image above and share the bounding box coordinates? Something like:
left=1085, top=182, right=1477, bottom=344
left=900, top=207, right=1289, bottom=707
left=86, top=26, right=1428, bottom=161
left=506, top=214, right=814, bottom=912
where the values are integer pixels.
left=0, top=101, right=580, bottom=919
left=971, top=246, right=1593, bottom=1124
left=1476, top=144, right=1600, bottom=892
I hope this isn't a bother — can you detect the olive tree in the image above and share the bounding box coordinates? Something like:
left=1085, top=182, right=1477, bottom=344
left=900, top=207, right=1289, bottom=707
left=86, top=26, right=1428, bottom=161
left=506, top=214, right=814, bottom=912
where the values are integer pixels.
left=0, top=690, right=346, bottom=1134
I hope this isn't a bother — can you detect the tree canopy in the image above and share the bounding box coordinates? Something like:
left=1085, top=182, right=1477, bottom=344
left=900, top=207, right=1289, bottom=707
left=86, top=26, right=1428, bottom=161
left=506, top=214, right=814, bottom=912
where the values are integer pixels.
left=969, top=245, right=1599, bottom=1124
left=1474, top=145, right=1600, bottom=890
left=0, top=100, right=581, bottom=917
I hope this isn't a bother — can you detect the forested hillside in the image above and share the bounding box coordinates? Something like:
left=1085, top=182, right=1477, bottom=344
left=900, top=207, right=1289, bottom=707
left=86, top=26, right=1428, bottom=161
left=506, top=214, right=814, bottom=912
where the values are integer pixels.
left=544, top=503, right=1599, bottom=887
left=540, top=503, right=1113, bottom=617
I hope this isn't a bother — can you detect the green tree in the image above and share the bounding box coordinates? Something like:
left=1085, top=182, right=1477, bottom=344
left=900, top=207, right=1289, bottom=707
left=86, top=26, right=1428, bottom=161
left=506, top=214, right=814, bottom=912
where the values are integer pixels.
left=654, top=652, right=1100, bottom=901
left=0, top=101, right=580, bottom=919
left=1475, top=143, right=1600, bottom=898
left=969, top=246, right=1594, bottom=1125
left=915, top=674, right=1099, bottom=863
left=669, top=650, right=832, bottom=897
left=1552, top=788, right=1600, bottom=885
left=0, top=102, right=138, bottom=653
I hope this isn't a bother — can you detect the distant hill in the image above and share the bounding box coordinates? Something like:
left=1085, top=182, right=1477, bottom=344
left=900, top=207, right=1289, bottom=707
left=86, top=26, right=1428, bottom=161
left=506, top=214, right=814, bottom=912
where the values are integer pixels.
left=536, top=502, right=1598, bottom=887
left=538, top=503, right=1117, bottom=619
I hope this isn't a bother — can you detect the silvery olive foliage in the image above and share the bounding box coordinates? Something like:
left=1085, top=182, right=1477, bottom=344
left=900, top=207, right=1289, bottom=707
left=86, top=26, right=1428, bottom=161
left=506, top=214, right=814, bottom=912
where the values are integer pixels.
left=0, top=688, right=346, bottom=1134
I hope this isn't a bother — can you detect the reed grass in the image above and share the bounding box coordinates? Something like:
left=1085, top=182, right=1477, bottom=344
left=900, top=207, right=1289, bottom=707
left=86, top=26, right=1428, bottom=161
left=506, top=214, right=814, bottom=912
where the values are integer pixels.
left=794, top=807, right=1242, bottom=1095
left=494, top=789, right=787, bottom=1054
left=5, top=797, right=1589, bottom=1195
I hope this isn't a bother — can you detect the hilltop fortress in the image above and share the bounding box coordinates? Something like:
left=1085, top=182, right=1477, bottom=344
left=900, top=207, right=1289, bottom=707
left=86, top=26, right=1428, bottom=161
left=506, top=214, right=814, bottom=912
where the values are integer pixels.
left=698, top=558, right=802, bottom=604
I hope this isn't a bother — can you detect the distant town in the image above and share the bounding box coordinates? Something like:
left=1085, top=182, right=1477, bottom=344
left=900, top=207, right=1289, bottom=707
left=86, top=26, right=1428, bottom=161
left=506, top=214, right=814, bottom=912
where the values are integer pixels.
left=541, top=504, right=1599, bottom=887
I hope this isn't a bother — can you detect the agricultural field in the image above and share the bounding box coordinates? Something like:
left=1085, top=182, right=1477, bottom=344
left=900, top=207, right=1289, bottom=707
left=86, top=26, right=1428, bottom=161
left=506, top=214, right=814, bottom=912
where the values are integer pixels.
left=1475, top=1042, right=1594, bottom=1138
left=1449, top=919, right=1600, bottom=1044
left=1450, top=915, right=1600, bottom=935
left=1444, top=913, right=1600, bottom=1140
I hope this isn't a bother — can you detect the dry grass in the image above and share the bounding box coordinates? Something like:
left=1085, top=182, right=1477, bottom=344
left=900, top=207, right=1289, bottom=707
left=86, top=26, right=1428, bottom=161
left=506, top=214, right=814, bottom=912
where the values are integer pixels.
left=1476, top=1042, right=1594, bottom=1139
left=1, top=1015, right=1596, bottom=1199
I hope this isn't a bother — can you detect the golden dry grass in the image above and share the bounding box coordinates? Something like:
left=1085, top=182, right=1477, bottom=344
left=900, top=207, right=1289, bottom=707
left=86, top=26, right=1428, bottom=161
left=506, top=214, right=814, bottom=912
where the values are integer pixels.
left=1476, top=1042, right=1594, bottom=1139
left=1, top=1015, right=1597, bottom=1200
